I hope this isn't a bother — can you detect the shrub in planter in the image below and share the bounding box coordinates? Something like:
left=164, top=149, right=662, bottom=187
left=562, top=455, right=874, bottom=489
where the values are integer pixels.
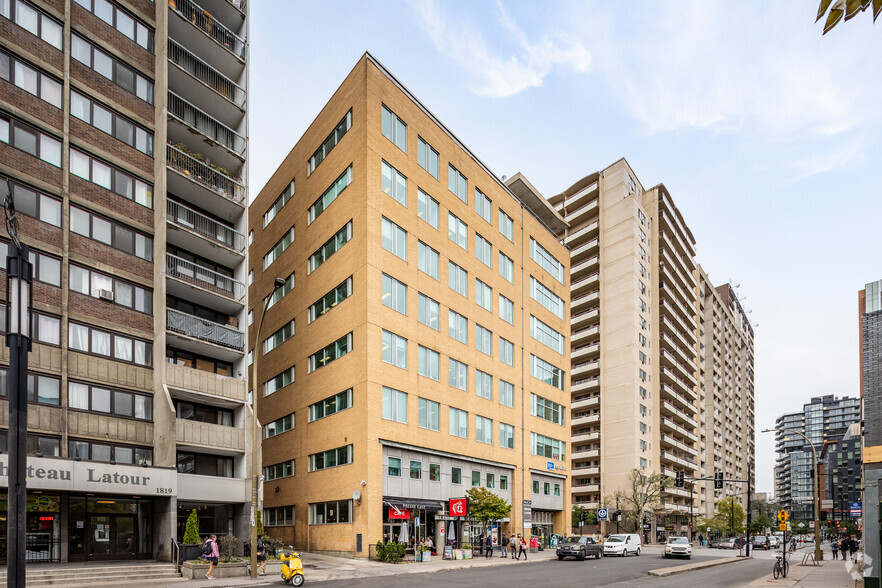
left=218, top=534, right=243, bottom=562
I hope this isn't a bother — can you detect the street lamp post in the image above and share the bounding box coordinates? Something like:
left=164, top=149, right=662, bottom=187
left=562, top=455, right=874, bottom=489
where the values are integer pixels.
left=250, top=277, right=288, bottom=578
left=762, top=427, right=822, bottom=561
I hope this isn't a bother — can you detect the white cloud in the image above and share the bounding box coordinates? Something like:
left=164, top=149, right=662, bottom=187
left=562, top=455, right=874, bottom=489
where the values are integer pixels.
left=412, top=0, right=590, bottom=98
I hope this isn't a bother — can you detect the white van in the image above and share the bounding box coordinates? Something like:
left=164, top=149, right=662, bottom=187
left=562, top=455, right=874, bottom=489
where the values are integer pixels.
left=603, top=533, right=642, bottom=557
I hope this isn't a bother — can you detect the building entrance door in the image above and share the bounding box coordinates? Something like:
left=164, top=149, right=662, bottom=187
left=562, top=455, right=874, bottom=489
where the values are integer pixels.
left=88, top=515, right=137, bottom=560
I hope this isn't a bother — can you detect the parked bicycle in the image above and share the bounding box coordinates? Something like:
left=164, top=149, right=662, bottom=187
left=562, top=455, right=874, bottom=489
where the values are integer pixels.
left=773, top=553, right=790, bottom=579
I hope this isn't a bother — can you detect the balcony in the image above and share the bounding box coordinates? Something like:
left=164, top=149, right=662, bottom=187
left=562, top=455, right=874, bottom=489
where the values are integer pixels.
left=660, top=433, right=697, bottom=456
left=165, top=361, right=246, bottom=404
left=571, top=412, right=600, bottom=427
left=167, top=144, right=244, bottom=222
left=565, top=182, right=598, bottom=208
left=571, top=273, right=599, bottom=297
left=572, top=360, right=600, bottom=379
left=564, top=221, right=599, bottom=248
left=572, top=431, right=600, bottom=444
left=571, top=395, right=599, bottom=411
left=570, top=237, right=599, bottom=264
left=571, top=342, right=600, bottom=362
left=572, top=484, right=600, bottom=494
left=176, top=418, right=245, bottom=454
left=660, top=449, right=697, bottom=471
left=571, top=255, right=599, bottom=280
left=168, top=38, right=244, bottom=129
left=571, top=290, right=599, bottom=313
left=168, top=91, right=245, bottom=172
left=571, top=325, right=599, bottom=346
left=572, top=448, right=599, bottom=460
left=167, top=199, right=245, bottom=267
left=168, top=0, right=246, bottom=78
left=166, top=253, right=245, bottom=314
left=564, top=197, right=598, bottom=226
left=660, top=416, right=697, bottom=443
left=166, top=308, right=244, bottom=361
left=572, top=378, right=599, bottom=394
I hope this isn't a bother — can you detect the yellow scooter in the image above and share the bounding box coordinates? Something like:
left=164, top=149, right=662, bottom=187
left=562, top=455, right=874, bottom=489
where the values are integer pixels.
left=280, top=547, right=305, bottom=586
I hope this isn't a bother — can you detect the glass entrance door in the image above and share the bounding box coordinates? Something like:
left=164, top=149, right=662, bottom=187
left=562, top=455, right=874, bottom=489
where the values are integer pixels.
left=88, top=515, right=112, bottom=560
left=114, top=516, right=137, bottom=559
left=88, top=515, right=137, bottom=560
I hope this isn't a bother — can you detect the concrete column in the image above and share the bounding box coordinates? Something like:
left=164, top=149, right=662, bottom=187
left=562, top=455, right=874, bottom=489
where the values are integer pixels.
left=59, top=494, right=69, bottom=563
left=865, top=467, right=881, bottom=588
left=154, top=495, right=177, bottom=562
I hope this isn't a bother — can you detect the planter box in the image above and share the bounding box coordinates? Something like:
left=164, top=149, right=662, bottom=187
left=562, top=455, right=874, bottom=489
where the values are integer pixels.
left=182, top=560, right=248, bottom=579
left=181, top=544, right=203, bottom=562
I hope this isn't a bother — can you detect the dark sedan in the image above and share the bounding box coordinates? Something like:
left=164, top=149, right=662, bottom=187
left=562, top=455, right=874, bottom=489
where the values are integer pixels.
left=556, top=536, right=603, bottom=560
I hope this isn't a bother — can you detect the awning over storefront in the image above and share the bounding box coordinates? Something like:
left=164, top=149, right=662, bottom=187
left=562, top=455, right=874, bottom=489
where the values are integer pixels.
left=383, top=497, right=444, bottom=511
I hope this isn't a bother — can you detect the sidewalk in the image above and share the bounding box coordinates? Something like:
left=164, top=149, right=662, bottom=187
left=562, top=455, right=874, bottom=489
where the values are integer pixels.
left=745, top=544, right=860, bottom=588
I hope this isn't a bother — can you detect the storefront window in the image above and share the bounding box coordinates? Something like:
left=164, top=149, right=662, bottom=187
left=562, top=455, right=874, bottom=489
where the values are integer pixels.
left=177, top=503, right=233, bottom=539
left=0, top=493, right=61, bottom=563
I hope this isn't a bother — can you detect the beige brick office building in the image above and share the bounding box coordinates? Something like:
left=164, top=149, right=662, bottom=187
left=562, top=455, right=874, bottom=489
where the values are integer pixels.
left=1, top=0, right=252, bottom=563
left=249, top=54, right=571, bottom=555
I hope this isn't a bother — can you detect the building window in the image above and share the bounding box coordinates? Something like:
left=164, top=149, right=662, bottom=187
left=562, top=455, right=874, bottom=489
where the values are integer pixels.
left=418, top=293, right=440, bottom=330
left=0, top=244, right=59, bottom=287
left=381, top=104, right=406, bottom=152
left=265, top=271, right=295, bottom=311
left=448, top=310, right=467, bottom=344
left=429, top=463, right=441, bottom=482
left=638, top=280, right=646, bottom=295
left=499, top=210, right=514, bottom=241
left=381, top=217, right=407, bottom=260
left=639, top=440, right=648, bottom=451
left=448, top=164, right=467, bottom=203
left=381, top=330, right=408, bottom=369
left=382, top=386, right=407, bottom=424
left=263, top=224, right=295, bottom=269
left=476, top=416, right=492, bottom=444
left=530, top=355, right=565, bottom=390
left=4, top=0, right=62, bottom=49
left=264, top=366, right=295, bottom=397
left=167, top=348, right=231, bottom=376
left=0, top=370, right=57, bottom=406
left=448, top=213, right=468, bottom=249
left=309, top=500, right=352, bottom=524
left=264, top=413, right=294, bottom=439
left=500, top=423, right=514, bottom=449
left=71, top=90, right=153, bottom=155
left=71, top=34, right=153, bottom=103
left=308, top=445, right=353, bottom=472
left=309, top=165, right=351, bottom=223
left=640, top=457, right=648, bottom=468
left=418, top=397, right=440, bottom=431
left=639, top=369, right=647, bottom=382
left=0, top=112, right=60, bottom=166
left=499, top=338, right=514, bottom=366
left=530, top=316, right=565, bottom=355
left=530, top=277, right=564, bottom=319
left=417, top=241, right=440, bottom=279
left=475, top=234, right=492, bottom=268
left=68, top=380, right=151, bottom=418
left=448, top=262, right=468, bottom=297
left=308, top=277, right=353, bottom=323
left=531, top=393, right=565, bottom=426
left=381, top=152, right=414, bottom=208
left=639, top=404, right=648, bottom=416
left=264, top=506, right=295, bottom=527
left=70, top=147, right=152, bottom=207
left=448, top=358, right=467, bottom=391
left=72, top=440, right=152, bottom=465
left=417, top=188, right=439, bottom=228
left=499, top=252, right=514, bottom=283
left=529, top=238, right=564, bottom=285
left=418, top=345, right=440, bottom=381
left=449, top=408, right=468, bottom=438
left=1, top=49, right=62, bottom=108
left=452, top=467, right=462, bottom=484
left=0, top=176, right=60, bottom=226
left=264, top=179, right=294, bottom=227
left=472, top=471, right=481, bottom=487
left=308, top=332, right=352, bottom=372
left=382, top=273, right=407, bottom=315
left=639, top=386, right=648, bottom=399
left=499, top=295, right=514, bottom=324
left=308, top=221, right=352, bottom=273
left=475, top=189, right=491, bottom=223
left=265, top=460, right=295, bottom=481
left=639, top=422, right=648, bottom=434
left=544, top=482, right=550, bottom=495
left=69, top=206, right=152, bottom=260
left=499, top=380, right=514, bottom=408
left=73, top=0, right=154, bottom=51
left=530, top=432, right=566, bottom=460
left=388, top=457, right=401, bottom=477
left=500, top=475, right=508, bottom=490
left=309, top=389, right=353, bottom=422
left=309, top=109, right=351, bottom=174
left=409, top=460, right=422, bottom=479
left=68, top=322, right=151, bottom=365
left=476, top=370, right=492, bottom=400
left=475, top=279, right=492, bottom=312
left=417, top=136, right=439, bottom=178
left=263, top=319, right=295, bottom=354
left=476, top=324, right=492, bottom=356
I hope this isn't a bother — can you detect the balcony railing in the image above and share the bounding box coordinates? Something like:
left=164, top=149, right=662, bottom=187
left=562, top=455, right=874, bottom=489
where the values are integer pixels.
left=168, top=92, right=246, bottom=155
left=167, top=199, right=245, bottom=252
left=167, top=308, right=244, bottom=351
left=166, top=253, right=245, bottom=300
left=167, top=144, right=244, bottom=203
left=168, top=38, right=245, bottom=106
left=169, top=0, right=246, bottom=60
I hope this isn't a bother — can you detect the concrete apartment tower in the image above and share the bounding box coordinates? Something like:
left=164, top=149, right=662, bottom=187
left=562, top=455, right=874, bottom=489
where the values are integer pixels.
left=249, top=53, right=572, bottom=555
left=860, top=279, right=882, bottom=588
left=1, top=0, right=251, bottom=563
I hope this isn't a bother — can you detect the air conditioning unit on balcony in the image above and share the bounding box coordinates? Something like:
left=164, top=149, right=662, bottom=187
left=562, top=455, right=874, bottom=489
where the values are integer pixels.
left=98, top=289, right=114, bottom=301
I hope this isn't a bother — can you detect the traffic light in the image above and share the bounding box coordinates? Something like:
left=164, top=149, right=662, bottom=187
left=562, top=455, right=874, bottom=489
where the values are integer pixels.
left=714, top=472, right=723, bottom=489
left=616, top=509, right=622, bottom=522
left=675, top=471, right=684, bottom=487
left=580, top=511, right=587, bottom=523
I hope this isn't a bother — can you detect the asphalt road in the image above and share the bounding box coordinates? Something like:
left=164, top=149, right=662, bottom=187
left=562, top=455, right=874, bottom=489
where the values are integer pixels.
left=310, top=549, right=773, bottom=588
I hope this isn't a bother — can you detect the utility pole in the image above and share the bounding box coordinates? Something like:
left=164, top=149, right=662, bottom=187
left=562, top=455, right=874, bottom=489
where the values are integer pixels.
left=616, top=497, right=620, bottom=534
left=689, top=484, right=694, bottom=541
left=745, top=461, right=752, bottom=557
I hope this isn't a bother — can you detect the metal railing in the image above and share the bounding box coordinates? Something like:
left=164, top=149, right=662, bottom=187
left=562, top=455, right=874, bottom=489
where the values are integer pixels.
left=168, top=38, right=245, bottom=106
left=168, top=92, right=246, bottom=155
left=167, top=308, right=244, bottom=351
left=227, top=0, right=246, bottom=13
left=170, top=0, right=246, bottom=60
left=166, top=144, right=245, bottom=203
left=167, top=199, right=245, bottom=252
left=166, top=253, right=245, bottom=300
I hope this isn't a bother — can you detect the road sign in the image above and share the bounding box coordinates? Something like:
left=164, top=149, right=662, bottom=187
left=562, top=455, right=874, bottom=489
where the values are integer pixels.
left=779, top=523, right=787, bottom=531
left=777, top=509, right=789, bottom=523
left=597, top=508, right=608, bottom=520
left=850, top=502, right=862, bottom=515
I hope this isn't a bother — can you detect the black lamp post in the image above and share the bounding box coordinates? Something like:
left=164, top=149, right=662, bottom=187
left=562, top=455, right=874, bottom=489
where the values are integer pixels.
left=4, top=178, right=33, bottom=588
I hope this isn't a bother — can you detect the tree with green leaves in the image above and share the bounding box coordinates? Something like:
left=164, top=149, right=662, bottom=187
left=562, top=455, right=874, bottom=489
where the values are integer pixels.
left=607, top=468, right=673, bottom=531
left=816, top=0, right=881, bottom=34
left=572, top=505, right=597, bottom=531
left=715, top=497, right=745, bottom=535
left=465, top=487, right=511, bottom=535
left=256, top=510, right=265, bottom=535
left=183, top=509, right=201, bottom=544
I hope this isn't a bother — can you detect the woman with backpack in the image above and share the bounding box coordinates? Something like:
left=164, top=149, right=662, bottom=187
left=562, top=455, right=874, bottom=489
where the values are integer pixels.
left=202, top=534, right=219, bottom=580
left=257, top=533, right=267, bottom=576
left=831, top=539, right=839, bottom=559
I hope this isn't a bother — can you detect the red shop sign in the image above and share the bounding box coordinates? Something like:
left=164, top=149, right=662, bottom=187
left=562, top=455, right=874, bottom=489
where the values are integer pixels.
left=388, top=506, right=411, bottom=519
left=448, top=498, right=468, bottom=517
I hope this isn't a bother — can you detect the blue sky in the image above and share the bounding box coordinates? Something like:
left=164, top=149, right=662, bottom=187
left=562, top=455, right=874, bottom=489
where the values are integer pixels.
left=250, top=1, right=882, bottom=495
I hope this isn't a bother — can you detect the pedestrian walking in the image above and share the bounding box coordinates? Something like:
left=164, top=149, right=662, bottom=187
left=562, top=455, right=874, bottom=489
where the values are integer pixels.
left=478, top=533, right=485, bottom=557
left=202, top=534, right=219, bottom=580
left=831, top=539, right=839, bottom=559
left=485, top=534, right=493, bottom=558
left=500, top=533, right=509, bottom=558
left=256, top=533, right=267, bottom=576
left=517, top=536, right=528, bottom=560
left=510, top=534, right=518, bottom=559
left=849, top=536, right=859, bottom=562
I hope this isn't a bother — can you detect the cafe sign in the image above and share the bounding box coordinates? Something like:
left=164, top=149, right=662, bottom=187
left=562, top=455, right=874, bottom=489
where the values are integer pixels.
left=0, top=456, right=177, bottom=496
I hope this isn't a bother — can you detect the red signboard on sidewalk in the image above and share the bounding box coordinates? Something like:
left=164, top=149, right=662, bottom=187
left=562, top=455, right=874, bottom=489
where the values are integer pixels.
left=448, top=498, right=468, bottom=516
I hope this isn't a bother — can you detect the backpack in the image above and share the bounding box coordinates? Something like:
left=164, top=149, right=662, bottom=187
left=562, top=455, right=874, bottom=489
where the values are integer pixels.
left=202, top=540, right=213, bottom=556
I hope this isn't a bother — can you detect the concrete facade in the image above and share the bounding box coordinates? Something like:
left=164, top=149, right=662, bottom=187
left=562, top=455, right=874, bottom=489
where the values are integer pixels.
left=861, top=280, right=882, bottom=587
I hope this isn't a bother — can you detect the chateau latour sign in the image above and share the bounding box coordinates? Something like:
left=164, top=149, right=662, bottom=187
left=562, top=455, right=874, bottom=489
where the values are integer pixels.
left=0, top=456, right=177, bottom=496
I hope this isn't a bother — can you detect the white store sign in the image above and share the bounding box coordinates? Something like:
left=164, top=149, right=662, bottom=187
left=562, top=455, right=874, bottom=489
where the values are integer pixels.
left=0, top=457, right=177, bottom=496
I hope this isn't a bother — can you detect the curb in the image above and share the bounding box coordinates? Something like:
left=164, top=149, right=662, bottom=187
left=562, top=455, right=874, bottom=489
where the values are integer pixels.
left=648, top=555, right=752, bottom=577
